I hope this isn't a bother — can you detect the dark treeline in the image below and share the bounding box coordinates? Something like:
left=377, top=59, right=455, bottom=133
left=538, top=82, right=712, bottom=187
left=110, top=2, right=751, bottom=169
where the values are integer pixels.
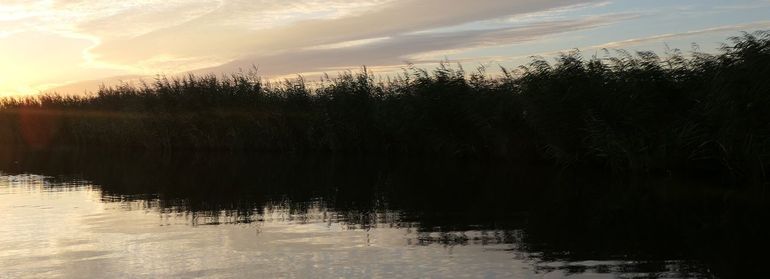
left=1, top=32, right=769, bottom=179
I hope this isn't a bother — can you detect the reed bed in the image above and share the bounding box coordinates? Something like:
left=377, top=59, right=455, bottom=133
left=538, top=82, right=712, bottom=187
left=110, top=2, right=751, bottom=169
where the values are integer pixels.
left=1, top=31, right=768, bottom=180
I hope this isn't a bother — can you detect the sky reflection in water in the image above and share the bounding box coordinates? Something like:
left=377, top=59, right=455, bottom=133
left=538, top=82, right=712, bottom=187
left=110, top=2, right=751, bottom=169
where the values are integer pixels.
left=0, top=170, right=709, bottom=278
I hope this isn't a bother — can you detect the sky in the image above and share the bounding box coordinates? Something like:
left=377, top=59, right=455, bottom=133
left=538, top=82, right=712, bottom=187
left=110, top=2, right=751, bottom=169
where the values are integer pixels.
left=1, top=0, right=769, bottom=96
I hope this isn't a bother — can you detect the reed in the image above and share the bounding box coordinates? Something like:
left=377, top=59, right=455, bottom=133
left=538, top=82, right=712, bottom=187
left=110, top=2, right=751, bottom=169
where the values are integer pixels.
left=1, top=31, right=768, bottom=180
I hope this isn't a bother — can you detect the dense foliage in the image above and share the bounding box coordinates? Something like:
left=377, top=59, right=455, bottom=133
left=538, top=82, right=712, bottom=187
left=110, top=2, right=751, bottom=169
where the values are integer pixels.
left=1, top=32, right=769, bottom=179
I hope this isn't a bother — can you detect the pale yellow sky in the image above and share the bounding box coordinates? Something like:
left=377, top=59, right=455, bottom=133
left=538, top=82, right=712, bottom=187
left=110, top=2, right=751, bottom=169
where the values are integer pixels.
left=1, top=0, right=769, bottom=96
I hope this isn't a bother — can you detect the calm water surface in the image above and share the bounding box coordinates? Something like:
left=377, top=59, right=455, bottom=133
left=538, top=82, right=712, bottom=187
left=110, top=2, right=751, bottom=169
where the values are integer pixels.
left=0, top=151, right=762, bottom=278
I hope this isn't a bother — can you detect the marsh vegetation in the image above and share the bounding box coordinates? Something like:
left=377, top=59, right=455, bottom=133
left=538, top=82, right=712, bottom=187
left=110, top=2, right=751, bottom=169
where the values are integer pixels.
left=2, top=32, right=770, bottom=276
left=1, top=32, right=769, bottom=181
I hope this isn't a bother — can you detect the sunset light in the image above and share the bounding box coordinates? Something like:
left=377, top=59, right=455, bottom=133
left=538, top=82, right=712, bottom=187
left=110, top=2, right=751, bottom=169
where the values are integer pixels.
left=1, top=1, right=769, bottom=278
left=2, top=0, right=769, bottom=95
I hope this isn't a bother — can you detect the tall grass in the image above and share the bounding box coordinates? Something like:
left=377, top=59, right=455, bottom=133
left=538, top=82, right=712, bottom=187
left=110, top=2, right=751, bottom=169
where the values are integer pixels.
left=1, top=31, right=769, bottom=180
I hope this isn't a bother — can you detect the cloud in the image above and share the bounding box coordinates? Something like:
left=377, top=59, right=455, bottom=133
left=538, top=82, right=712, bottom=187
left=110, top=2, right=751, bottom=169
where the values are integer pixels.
left=197, top=13, right=637, bottom=76
left=71, top=1, right=221, bottom=39
left=593, top=21, right=770, bottom=49
left=84, top=0, right=599, bottom=72
left=20, top=0, right=611, bottom=94
left=5, top=0, right=765, bottom=96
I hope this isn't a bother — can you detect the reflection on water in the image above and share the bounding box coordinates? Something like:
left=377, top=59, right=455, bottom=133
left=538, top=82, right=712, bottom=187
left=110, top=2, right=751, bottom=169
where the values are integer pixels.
left=0, top=150, right=765, bottom=278
left=0, top=175, right=537, bottom=278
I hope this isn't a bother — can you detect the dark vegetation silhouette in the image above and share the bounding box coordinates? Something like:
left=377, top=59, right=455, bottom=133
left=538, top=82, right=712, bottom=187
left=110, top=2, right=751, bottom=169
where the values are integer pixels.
left=1, top=32, right=769, bottom=180
left=1, top=32, right=768, bottom=278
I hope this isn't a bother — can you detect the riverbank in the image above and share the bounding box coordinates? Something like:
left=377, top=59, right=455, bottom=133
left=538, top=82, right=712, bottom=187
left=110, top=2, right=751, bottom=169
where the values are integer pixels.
left=1, top=32, right=768, bottom=181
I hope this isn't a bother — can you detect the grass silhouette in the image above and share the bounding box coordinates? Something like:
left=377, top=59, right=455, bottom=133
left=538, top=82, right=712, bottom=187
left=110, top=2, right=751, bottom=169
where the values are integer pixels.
left=1, top=31, right=768, bottom=180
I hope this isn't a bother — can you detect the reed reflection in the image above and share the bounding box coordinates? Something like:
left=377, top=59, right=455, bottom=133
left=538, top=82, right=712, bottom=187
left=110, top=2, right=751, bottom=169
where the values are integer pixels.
left=0, top=149, right=766, bottom=277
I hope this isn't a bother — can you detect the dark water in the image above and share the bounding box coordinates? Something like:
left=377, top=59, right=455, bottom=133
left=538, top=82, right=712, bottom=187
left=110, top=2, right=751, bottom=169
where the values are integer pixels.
left=0, top=150, right=766, bottom=278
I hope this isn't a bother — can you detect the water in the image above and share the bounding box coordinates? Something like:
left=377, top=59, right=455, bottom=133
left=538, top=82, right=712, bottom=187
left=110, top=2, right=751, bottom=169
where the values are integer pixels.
left=0, top=150, right=764, bottom=278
